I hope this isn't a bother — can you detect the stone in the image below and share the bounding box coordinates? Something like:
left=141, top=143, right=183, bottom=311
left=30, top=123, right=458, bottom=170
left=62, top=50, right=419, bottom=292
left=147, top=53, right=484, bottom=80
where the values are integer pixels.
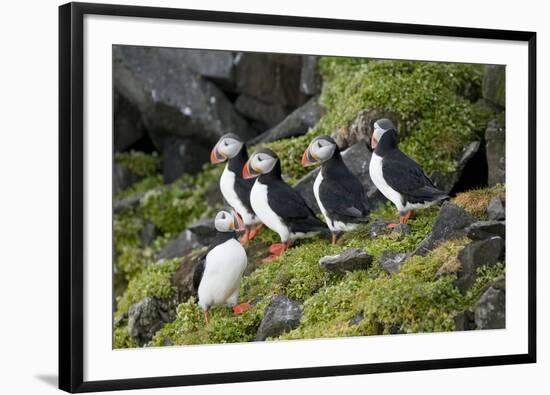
left=233, top=52, right=307, bottom=108
left=113, top=192, right=146, bottom=213
left=482, top=65, right=505, bottom=108
left=332, top=108, right=402, bottom=150
left=300, top=55, right=322, bottom=95
left=466, top=220, right=506, bottom=241
left=430, top=141, right=481, bottom=194
left=171, top=252, right=206, bottom=300
left=487, top=197, right=505, bottom=221
left=255, top=296, right=302, bottom=341
left=114, top=92, right=147, bottom=152
left=139, top=221, right=159, bottom=247
left=319, top=248, right=373, bottom=274
left=113, top=162, right=142, bottom=196
left=113, top=46, right=254, bottom=157
left=127, top=296, right=177, bottom=345
left=456, top=237, right=504, bottom=292
left=379, top=251, right=410, bottom=274
left=234, top=95, right=291, bottom=130
left=367, top=219, right=392, bottom=239
left=156, top=230, right=202, bottom=260
left=176, top=48, right=236, bottom=89
left=485, top=118, right=506, bottom=187
left=248, top=96, right=324, bottom=144
left=294, top=141, right=387, bottom=214
left=348, top=312, right=364, bottom=327
left=454, top=310, right=476, bottom=331
left=474, top=277, right=505, bottom=329
left=415, top=202, right=476, bottom=256
left=157, top=134, right=210, bottom=183
left=394, top=223, right=412, bottom=236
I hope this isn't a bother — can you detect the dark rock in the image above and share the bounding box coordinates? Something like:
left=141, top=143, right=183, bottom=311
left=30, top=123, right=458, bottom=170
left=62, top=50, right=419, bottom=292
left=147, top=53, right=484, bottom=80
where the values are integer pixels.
left=156, top=230, right=202, bottom=260
left=248, top=96, right=324, bottom=144
left=367, top=219, right=392, bottom=239
left=332, top=108, right=402, bottom=150
left=379, top=251, right=410, bottom=274
left=415, top=202, right=476, bottom=256
left=430, top=141, right=481, bottom=194
left=113, top=192, right=146, bottom=213
left=300, top=56, right=322, bottom=95
left=234, top=95, right=291, bottom=129
left=466, top=220, right=505, bottom=241
left=158, top=134, right=210, bottom=183
left=394, top=223, right=411, bottom=236
left=294, top=141, right=387, bottom=213
left=171, top=252, right=205, bottom=300
left=485, top=118, right=505, bottom=186
left=319, top=248, right=373, bottom=274
left=176, top=49, right=235, bottom=88
left=113, top=46, right=254, bottom=148
left=454, top=310, right=476, bottom=331
left=139, top=222, right=159, bottom=247
left=233, top=52, right=307, bottom=108
left=203, top=181, right=225, bottom=208
left=255, top=296, right=302, bottom=341
left=487, top=197, right=505, bottom=221
left=113, top=163, right=142, bottom=196
left=474, top=276, right=505, bottom=329
left=456, top=237, right=504, bottom=292
left=127, top=296, right=177, bottom=345
left=114, top=92, right=147, bottom=152
left=348, top=312, right=364, bottom=327
left=482, top=65, right=505, bottom=108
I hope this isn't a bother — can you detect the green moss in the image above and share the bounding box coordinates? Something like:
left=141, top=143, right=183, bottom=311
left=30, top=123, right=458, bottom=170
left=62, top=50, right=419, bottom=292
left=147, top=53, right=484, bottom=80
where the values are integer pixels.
left=115, top=258, right=181, bottom=319
left=115, top=150, right=160, bottom=177
left=453, top=184, right=505, bottom=218
left=115, top=175, right=163, bottom=200
left=258, top=58, right=488, bottom=183
left=463, top=262, right=506, bottom=306
left=151, top=297, right=268, bottom=346
left=139, top=164, right=223, bottom=235
left=114, top=325, right=138, bottom=349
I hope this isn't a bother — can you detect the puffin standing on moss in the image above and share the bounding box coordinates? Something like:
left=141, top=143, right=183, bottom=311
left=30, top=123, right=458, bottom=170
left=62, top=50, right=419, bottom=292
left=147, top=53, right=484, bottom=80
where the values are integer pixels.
left=243, top=148, right=328, bottom=262
left=193, top=208, right=251, bottom=324
left=369, top=119, right=448, bottom=226
left=301, top=135, right=371, bottom=244
left=210, top=134, right=263, bottom=244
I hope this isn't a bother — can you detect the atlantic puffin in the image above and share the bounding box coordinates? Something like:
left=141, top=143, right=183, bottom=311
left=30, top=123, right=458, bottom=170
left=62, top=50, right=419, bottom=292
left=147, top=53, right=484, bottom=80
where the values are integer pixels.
left=242, top=148, right=328, bottom=262
left=369, top=119, right=448, bottom=227
left=193, top=208, right=251, bottom=324
left=302, top=135, right=371, bottom=244
left=210, top=134, right=263, bottom=244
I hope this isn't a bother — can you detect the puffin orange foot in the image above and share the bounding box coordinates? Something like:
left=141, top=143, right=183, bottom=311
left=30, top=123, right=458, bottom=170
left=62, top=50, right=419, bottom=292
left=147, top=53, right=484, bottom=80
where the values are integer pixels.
left=239, top=230, right=250, bottom=245
left=232, top=303, right=251, bottom=315
left=268, top=243, right=287, bottom=255
left=247, top=224, right=264, bottom=241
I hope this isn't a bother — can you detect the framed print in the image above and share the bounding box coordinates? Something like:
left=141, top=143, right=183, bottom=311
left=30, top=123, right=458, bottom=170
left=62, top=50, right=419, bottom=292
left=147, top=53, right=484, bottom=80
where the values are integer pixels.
left=59, top=2, right=537, bottom=392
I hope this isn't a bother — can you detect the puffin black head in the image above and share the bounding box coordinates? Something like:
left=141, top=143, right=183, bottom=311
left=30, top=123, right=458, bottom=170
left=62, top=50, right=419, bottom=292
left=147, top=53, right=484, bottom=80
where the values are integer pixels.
left=301, top=135, right=338, bottom=167
left=371, top=118, right=397, bottom=150
left=242, top=148, right=279, bottom=179
left=210, top=133, right=245, bottom=164
left=214, top=208, right=245, bottom=232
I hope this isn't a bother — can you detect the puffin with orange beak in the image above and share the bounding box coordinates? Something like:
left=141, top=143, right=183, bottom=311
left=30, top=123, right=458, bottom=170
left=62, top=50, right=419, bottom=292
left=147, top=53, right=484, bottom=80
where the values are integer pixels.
left=243, top=148, right=328, bottom=263
left=302, top=135, right=371, bottom=244
left=193, top=208, right=251, bottom=324
left=210, top=134, right=263, bottom=244
left=369, top=119, right=448, bottom=227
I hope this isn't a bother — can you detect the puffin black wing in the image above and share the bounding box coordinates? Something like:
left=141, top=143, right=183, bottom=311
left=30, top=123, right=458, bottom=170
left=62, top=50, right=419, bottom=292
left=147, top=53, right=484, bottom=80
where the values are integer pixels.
left=319, top=165, right=370, bottom=222
left=382, top=150, right=447, bottom=204
left=267, top=180, right=328, bottom=233
left=192, top=258, right=205, bottom=292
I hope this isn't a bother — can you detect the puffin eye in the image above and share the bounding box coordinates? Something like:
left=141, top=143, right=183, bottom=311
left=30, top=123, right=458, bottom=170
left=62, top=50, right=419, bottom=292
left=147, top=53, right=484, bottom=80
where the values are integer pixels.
left=223, top=141, right=229, bottom=146
left=257, top=156, right=263, bottom=162
left=220, top=213, right=226, bottom=219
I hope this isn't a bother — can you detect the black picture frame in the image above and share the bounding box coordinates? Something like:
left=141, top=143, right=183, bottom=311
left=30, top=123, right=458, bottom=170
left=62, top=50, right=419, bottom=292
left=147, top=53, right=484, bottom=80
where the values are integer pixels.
left=59, top=2, right=537, bottom=393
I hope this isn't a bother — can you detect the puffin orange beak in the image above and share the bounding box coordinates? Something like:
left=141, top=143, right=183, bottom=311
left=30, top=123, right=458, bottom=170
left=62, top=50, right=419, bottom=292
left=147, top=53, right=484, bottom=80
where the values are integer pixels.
left=210, top=145, right=225, bottom=164
left=242, top=159, right=258, bottom=179
left=232, top=210, right=245, bottom=231
left=301, top=148, right=315, bottom=167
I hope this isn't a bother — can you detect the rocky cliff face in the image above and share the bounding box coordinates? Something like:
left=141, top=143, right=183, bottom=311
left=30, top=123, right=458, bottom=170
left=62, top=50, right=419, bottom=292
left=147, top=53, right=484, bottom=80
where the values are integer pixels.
left=112, top=48, right=506, bottom=348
